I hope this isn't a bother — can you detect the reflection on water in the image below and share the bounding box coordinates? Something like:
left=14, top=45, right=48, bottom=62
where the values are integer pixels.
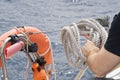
left=64, top=0, right=82, bottom=3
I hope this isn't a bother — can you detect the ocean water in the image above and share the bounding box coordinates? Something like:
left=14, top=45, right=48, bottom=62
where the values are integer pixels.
left=0, top=0, right=120, bottom=80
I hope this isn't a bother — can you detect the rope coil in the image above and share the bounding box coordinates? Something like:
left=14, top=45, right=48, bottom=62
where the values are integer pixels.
left=60, top=18, right=108, bottom=79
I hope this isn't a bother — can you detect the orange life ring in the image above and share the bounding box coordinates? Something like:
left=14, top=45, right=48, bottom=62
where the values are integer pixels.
left=0, top=26, right=53, bottom=66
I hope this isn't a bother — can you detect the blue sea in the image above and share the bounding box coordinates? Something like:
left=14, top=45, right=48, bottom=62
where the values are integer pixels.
left=0, top=0, right=119, bottom=80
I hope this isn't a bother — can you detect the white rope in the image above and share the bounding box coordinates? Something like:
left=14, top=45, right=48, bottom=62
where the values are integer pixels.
left=60, top=18, right=108, bottom=79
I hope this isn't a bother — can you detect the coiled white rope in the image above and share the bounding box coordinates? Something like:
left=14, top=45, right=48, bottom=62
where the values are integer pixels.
left=60, top=18, right=108, bottom=79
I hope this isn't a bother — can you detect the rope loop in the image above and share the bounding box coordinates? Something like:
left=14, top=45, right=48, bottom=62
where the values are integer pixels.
left=60, top=18, right=108, bottom=79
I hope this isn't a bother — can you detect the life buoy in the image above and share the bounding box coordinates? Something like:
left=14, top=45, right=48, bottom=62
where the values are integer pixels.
left=0, top=26, right=53, bottom=66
